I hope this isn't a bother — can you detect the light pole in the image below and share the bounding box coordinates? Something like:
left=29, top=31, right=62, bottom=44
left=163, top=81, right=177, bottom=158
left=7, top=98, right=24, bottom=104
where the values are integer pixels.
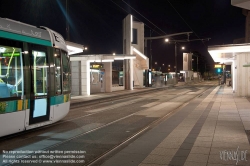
left=165, top=37, right=210, bottom=83
left=66, top=0, right=70, bottom=41
left=144, top=32, right=209, bottom=84
left=175, top=43, right=177, bottom=82
left=166, top=41, right=185, bottom=83
left=154, top=62, right=157, bottom=71
left=145, top=31, right=193, bottom=70
left=192, top=54, right=198, bottom=72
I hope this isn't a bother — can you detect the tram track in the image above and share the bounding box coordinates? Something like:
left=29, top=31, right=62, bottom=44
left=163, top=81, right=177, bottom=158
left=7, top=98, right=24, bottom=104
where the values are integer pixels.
left=86, top=86, right=214, bottom=166
left=70, top=87, right=170, bottom=109
left=0, top=87, right=169, bottom=142
left=1, top=84, right=217, bottom=166
left=0, top=87, right=181, bottom=142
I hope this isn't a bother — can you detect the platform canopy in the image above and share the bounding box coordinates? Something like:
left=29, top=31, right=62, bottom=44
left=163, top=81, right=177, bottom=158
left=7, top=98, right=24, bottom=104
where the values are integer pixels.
left=231, top=0, right=250, bottom=10
left=208, top=44, right=250, bottom=64
left=70, top=54, right=136, bottom=61
left=65, top=41, right=86, bottom=55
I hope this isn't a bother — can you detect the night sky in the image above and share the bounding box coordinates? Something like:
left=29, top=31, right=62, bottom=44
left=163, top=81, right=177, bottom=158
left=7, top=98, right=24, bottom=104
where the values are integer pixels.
left=0, top=0, right=246, bottom=72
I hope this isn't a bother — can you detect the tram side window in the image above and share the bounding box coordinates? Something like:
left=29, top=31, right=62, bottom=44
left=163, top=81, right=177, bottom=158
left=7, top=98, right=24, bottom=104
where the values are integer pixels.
left=0, top=45, right=24, bottom=98
left=61, top=51, right=71, bottom=93
left=54, top=49, right=62, bottom=95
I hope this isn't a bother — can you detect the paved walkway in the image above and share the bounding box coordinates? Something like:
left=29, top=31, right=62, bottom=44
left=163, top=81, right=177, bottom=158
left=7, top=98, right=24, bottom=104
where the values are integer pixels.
left=70, top=81, right=207, bottom=105
left=101, top=85, right=250, bottom=166
left=71, top=85, right=174, bottom=105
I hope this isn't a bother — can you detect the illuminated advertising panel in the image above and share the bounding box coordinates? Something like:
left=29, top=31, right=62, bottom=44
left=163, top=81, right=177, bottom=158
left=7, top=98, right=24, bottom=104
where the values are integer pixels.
left=90, top=63, right=104, bottom=69
left=214, top=64, right=222, bottom=68
left=149, top=71, right=152, bottom=85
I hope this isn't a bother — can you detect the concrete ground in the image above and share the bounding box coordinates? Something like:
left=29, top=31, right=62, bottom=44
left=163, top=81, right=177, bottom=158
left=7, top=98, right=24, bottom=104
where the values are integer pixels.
left=1, top=81, right=249, bottom=166
left=101, top=85, right=250, bottom=166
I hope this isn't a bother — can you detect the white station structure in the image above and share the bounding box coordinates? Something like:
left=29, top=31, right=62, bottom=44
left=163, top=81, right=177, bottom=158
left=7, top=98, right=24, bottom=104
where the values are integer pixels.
left=207, top=0, right=250, bottom=97
left=208, top=44, right=250, bottom=96
left=67, top=15, right=149, bottom=96
left=65, top=0, right=250, bottom=97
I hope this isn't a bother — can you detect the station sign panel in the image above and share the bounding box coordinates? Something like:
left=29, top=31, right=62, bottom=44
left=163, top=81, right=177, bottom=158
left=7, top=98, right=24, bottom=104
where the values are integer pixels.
left=214, top=64, right=222, bottom=68
left=90, top=63, right=104, bottom=69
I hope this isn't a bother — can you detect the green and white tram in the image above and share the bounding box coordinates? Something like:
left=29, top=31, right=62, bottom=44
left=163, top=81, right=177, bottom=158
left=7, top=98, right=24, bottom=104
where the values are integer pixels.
left=0, top=18, right=71, bottom=137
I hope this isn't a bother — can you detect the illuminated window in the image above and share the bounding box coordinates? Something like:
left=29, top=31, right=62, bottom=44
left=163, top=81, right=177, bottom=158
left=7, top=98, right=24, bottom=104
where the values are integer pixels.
left=0, top=45, right=23, bottom=99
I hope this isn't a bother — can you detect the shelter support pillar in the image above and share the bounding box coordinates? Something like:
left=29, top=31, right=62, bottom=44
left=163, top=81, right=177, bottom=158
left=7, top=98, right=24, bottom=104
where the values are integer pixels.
left=71, top=61, right=81, bottom=96
left=104, top=62, right=112, bottom=92
left=124, top=59, right=133, bottom=90
left=80, top=60, right=89, bottom=96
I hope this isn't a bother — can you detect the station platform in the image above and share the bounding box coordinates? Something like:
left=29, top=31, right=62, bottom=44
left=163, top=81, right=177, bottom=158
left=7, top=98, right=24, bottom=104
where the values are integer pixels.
left=70, top=81, right=203, bottom=105
left=100, top=85, right=250, bottom=166
left=70, top=84, right=176, bottom=105
left=71, top=87, right=160, bottom=104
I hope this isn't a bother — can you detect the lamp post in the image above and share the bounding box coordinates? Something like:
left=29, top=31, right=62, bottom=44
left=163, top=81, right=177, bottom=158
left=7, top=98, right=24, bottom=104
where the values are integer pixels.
left=192, top=54, right=198, bottom=72
left=145, top=31, right=193, bottom=70
left=154, top=62, right=157, bottom=71
left=165, top=40, right=185, bottom=84
left=165, top=37, right=211, bottom=83
left=144, top=31, right=209, bottom=83
left=175, top=43, right=177, bottom=82
left=66, top=0, right=70, bottom=41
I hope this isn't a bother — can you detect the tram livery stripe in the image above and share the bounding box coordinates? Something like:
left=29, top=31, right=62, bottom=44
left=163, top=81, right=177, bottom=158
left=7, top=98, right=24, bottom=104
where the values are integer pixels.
left=50, top=94, right=70, bottom=105
left=0, top=94, right=70, bottom=114
left=17, top=100, right=22, bottom=111
left=0, top=31, right=51, bottom=46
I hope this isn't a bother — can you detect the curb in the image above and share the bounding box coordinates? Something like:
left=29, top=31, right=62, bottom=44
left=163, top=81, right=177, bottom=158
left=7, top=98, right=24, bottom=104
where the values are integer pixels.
left=70, top=85, right=175, bottom=108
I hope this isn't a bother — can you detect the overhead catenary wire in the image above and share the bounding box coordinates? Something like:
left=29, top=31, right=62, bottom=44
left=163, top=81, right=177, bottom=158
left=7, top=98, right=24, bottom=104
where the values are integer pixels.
left=109, top=0, right=163, bottom=36
left=122, top=0, right=196, bottom=40
left=110, top=0, right=209, bottom=44
left=122, top=0, right=210, bottom=43
left=166, top=0, right=209, bottom=46
left=121, top=0, right=167, bottom=36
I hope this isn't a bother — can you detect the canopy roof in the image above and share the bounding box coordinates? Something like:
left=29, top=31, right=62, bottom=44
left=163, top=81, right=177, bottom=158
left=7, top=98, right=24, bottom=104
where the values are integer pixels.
left=208, top=43, right=250, bottom=64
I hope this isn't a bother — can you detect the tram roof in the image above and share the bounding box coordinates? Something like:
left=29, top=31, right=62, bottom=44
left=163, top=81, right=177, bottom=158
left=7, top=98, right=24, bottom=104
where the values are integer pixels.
left=0, top=17, right=67, bottom=52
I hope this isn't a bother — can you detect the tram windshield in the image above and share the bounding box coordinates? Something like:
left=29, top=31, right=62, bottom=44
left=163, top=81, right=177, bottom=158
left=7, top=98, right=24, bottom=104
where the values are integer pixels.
left=0, top=45, right=23, bottom=98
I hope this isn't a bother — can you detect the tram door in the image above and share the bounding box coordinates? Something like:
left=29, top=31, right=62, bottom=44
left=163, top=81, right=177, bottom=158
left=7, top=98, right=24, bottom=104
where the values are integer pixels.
left=29, top=49, right=50, bottom=125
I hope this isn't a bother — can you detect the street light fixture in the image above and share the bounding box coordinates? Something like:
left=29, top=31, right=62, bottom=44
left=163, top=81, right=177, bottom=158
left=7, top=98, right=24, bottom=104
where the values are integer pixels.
left=144, top=31, right=193, bottom=74
left=144, top=31, right=209, bottom=84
